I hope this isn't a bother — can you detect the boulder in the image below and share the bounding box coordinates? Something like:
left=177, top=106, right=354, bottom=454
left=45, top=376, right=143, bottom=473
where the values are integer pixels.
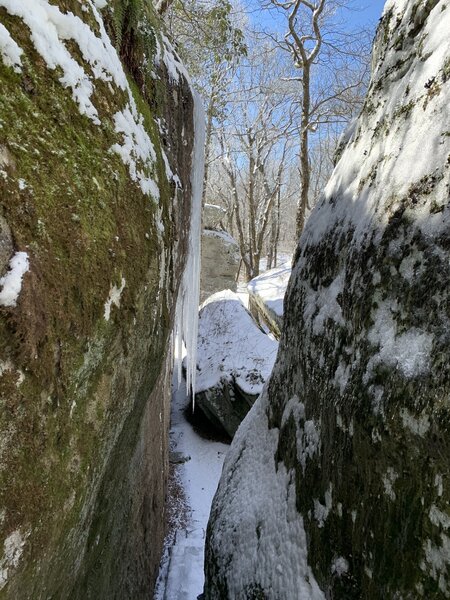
left=247, top=262, right=291, bottom=339
left=205, top=1, right=450, bottom=598
left=194, top=291, right=278, bottom=438
left=0, top=2, right=197, bottom=598
left=200, top=230, right=240, bottom=304
left=203, top=204, right=226, bottom=230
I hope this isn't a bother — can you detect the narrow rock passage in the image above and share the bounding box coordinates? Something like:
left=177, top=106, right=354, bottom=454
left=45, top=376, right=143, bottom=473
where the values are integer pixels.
left=155, top=377, right=229, bottom=599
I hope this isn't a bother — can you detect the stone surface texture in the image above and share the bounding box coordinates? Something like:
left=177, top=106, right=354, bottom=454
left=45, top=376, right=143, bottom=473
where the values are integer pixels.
left=204, top=1, right=450, bottom=598
left=0, top=2, right=195, bottom=598
left=200, top=228, right=240, bottom=304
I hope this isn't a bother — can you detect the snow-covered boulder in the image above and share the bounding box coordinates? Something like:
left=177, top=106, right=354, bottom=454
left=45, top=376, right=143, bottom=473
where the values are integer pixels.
left=194, top=291, right=278, bottom=437
left=247, top=262, right=291, bottom=339
left=0, top=2, right=198, bottom=598
left=205, top=1, right=450, bottom=598
left=200, top=229, right=240, bottom=304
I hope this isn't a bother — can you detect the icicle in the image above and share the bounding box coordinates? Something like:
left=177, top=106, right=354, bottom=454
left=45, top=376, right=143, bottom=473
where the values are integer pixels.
left=173, top=87, right=205, bottom=406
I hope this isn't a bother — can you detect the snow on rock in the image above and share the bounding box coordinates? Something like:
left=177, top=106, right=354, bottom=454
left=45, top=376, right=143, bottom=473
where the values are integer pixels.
left=0, top=0, right=167, bottom=201
left=247, top=261, right=291, bottom=338
left=0, top=530, right=27, bottom=591
left=0, top=251, right=29, bottom=307
left=110, top=105, right=160, bottom=200
left=196, top=291, right=277, bottom=396
left=154, top=34, right=190, bottom=84
left=0, top=0, right=121, bottom=124
left=193, top=290, right=278, bottom=437
left=205, top=1, right=450, bottom=598
left=103, top=277, right=125, bottom=322
left=0, top=22, right=22, bottom=73
left=205, top=388, right=324, bottom=600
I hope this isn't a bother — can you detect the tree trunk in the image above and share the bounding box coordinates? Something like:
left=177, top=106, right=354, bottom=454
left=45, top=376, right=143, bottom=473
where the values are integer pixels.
left=202, top=92, right=215, bottom=206
left=296, top=65, right=311, bottom=239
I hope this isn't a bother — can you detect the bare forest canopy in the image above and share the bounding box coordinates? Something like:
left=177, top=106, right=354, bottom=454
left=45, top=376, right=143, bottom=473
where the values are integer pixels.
left=160, top=0, right=383, bottom=280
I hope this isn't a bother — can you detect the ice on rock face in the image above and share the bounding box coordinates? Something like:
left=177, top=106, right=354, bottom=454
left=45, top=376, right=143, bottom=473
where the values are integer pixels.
left=173, top=88, right=205, bottom=399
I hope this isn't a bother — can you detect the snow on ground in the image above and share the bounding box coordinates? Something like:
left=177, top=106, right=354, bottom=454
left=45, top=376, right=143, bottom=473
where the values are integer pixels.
left=247, top=261, right=292, bottom=318
left=154, top=377, right=229, bottom=600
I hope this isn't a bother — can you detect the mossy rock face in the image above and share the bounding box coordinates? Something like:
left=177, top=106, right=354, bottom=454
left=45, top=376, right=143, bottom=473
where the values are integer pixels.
left=205, top=2, right=450, bottom=598
left=0, top=1, right=195, bottom=598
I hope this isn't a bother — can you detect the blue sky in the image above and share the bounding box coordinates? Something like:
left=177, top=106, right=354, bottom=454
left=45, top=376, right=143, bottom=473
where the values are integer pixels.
left=246, top=0, right=387, bottom=34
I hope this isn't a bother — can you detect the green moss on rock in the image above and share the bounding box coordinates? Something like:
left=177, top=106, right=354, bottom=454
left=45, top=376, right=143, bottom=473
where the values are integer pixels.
left=0, top=1, right=195, bottom=598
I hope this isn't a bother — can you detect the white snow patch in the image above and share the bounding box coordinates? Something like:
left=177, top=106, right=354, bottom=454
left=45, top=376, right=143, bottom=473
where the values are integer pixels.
left=0, top=360, right=24, bottom=387
left=0, top=252, right=29, bottom=307
left=429, top=506, right=450, bottom=530
left=281, top=395, right=305, bottom=428
left=298, top=418, right=321, bottom=471
left=0, top=22, right=22, bottom=72
left=93, top=0, right=107, bottom=7
left=304, top=272, right=345, bottom=335
left=333, top=360, right=351, bottom=394
left=435, top=475, right=444, bottom=497
left=104, top=277, right=125, bottom=321
left=400, top=408, right=430, bottom=437
left=314, top=483, right=333, bottom=528
left=331, top=556, right=349, bottom=577
left=0, top=530, right=27, bottom=591
left=110, top=105, right=159, bottom=199
left=365, top=300, right=433, bottom=381
left=154, top=34, right=189, bottom=84
left=202, top=229, right=238, bottom=249
left=382, top=467, right=399, bottom=501
left=422, top=534, right=450, bottom=592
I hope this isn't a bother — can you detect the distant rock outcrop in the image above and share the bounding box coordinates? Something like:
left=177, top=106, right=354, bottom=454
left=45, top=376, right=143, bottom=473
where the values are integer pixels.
left=0, top=2, right=197, bottom=598
left=247, top=262, right=291, bottom=339
left=205, top=1, right=450, bottom=598
left=193, top=291, right=277, bottom=438
left=200, top=205, right=240, bottom=304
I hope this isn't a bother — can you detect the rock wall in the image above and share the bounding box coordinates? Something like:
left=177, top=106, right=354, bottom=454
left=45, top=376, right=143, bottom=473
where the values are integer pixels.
left=200, top=204, right=239, bottom=304
left=205, top=1, right=450, bottom=598
left=0, top=1, right=196, bottom=598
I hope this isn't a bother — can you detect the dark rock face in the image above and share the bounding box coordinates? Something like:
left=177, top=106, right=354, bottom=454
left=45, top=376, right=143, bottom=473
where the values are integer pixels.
left=205, top=1, right=450, bottom=598
left=0, top=2, right=195, bottom=598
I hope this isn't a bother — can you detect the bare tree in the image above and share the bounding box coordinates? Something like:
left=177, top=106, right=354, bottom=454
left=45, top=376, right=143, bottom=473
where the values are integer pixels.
left=210, top=45, right=295, bottom=280
left=266, top=0, right=371, bottom=237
